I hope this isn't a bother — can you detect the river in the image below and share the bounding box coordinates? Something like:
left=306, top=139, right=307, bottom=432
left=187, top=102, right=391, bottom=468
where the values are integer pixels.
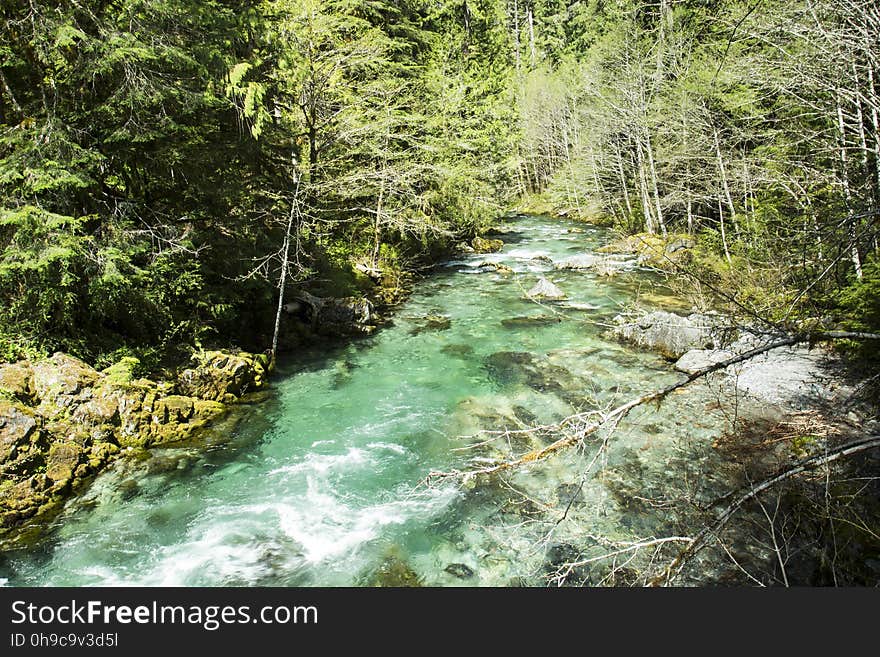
left=0, top=215, right=737, bottom=586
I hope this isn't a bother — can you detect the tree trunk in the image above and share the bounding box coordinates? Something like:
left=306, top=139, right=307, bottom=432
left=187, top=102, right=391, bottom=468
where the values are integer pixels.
left=645, top=131, right=667, bottom=236
left=308, top=125, right=318, bottom=183
left=372, top=177, right=385, bottom=268
left=714, top=127, right=739, bottom=240
left=527, top=6, right=536, bottom=70
left=837, top=90, right=864, bottom=279
left=615, top=141, right=634, bottom=220
left=513, top=0, right=520, bottom=73
left=272, top=203, right=296, bottom=359
left=867, top=62, right=880, bottom=205
left=718, top=195, right=733, bottom=266
left=635, top=139, right=655, bottom=234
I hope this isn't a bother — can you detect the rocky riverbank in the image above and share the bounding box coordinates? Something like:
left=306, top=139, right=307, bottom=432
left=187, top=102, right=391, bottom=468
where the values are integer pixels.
left=0, top=350, right=270, bottom=544
left=610, top=309, right=873, bottom=421
left=0, top=230, right=507, bottom=548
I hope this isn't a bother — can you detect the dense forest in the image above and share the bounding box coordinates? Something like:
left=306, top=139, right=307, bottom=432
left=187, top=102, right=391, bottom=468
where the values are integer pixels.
left=1, top=0, right=878, bottom=368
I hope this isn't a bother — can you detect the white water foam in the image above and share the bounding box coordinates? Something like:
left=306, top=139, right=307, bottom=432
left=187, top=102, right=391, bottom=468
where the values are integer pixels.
left=268, top=446, right=371, bottom=476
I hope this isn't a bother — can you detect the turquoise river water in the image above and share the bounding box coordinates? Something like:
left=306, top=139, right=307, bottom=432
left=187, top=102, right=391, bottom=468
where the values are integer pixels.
left=0, top=216, right=739, bottom=586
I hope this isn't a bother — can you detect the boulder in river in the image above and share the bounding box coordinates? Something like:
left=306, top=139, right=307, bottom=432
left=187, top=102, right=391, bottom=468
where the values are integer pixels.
left=444, top=563, right=475, bottom=579
left=555, top=253, right=630, bottom=277
left=611, top=311, right=732, bottom=359
left=478, top=261, right=514, bottom=275
left=178, top=350, right=270, bottom=403
left=292, top=291, right=376, bottom=337
left=719, top=343, right=855, bottom=411
left=472, top=237, right=504, bottom=253
left=676, top=332, right=865, bottom=412
left=674, top=349, right=735, bottom=374
left=554, top=254, right=601, bottom=270
left=526, top=277, right=566, bottom=300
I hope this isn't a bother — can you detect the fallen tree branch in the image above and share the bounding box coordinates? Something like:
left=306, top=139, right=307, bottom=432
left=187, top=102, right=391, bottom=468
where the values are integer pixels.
left=426, top=330, right=880, bottom=484
left=552, top=536, right=695, bottom=586
left=649, top=434, right=880, bottom=586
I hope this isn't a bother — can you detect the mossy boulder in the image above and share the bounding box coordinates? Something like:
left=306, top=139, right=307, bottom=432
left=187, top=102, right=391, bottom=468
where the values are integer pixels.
left=46, top=442, right=84, bottom=487
left=31, top=353, right=100, bottom=415
left=178, top=350, right=270, bottom=403
left=0, top=363, right=32, bottom=402
left=597, top=232, right=695, bottom=269
left=1, top=348, right=267, bottom=540
left=0, top=401, right=39, bottom=463
left=472, top=237, right=504, bottom=254
left=101, top=357, right=142, bottom=386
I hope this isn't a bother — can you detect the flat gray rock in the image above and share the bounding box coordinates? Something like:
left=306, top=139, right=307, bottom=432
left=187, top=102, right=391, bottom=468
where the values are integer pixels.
left=675, top=349, right=735, bottom=374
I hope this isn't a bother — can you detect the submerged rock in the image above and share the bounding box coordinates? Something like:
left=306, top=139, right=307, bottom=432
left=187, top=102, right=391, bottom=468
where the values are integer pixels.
left=409, top=314, right=452, bottom=336
left=444, top=563, right=475, bottom=579
left=483, top=352, right=583, bottom=404
left=440, top=343, right=475, bottom=359
left=363, top=555, right=423, bottom=587
left=501, top=315, right=562, bottom=329
left=526, top=277, right=566, bottom=300
left=483, top=352, right=537, bottom=386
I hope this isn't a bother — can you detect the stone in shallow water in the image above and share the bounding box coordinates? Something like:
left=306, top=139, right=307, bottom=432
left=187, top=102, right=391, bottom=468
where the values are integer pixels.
left=409, top=314, right=452, bottom=335
left=611, top=311, right=728, bottom=359
left=555, top=483, right=585, bottom=507
left=554, top=254, right=601, bottom=270
left=500, top=315, right=562, bottom=329
left=526, top=277, right=566, bottom=300
left=440, top=343, right=474, bottom=359
left=472, top=237, right=504, bottom=253
left=363, top=555, right=423, bottom=587
left=483, top=352, right=536, bottom=386
left=444, top=563, right=475, bottom=579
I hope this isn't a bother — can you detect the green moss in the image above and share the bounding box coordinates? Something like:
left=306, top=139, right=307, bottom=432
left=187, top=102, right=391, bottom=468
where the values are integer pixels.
left=101, top=357, right=142, bottom=386
left=790, top=434, right=819, bottom=457
left=361, top=554, right=424, bottom=587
